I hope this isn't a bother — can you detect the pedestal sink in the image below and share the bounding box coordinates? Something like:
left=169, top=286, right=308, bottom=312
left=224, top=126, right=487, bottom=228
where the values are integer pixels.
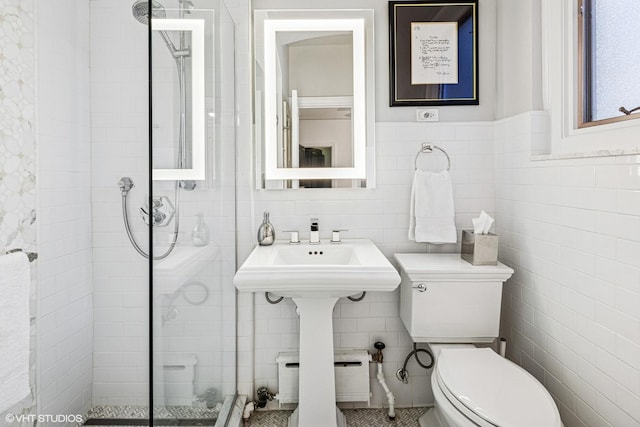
left=233, top=239, right=400, bottom=427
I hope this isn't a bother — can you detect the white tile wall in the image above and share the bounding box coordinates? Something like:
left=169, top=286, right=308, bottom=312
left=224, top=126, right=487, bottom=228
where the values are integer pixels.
left=35, top=0, right=94, bottom=422
left=236, top=122, right=498, bottom=408
left=496, top=112, right=640, bottom=427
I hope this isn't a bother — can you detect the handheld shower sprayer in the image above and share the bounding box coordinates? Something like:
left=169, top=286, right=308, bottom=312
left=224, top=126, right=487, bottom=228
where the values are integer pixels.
left=120, top=0, right=195, bottom=260
left=119, top=177, right=134, bottom=195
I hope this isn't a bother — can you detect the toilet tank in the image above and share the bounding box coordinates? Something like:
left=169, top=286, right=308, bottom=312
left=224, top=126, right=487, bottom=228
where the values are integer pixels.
left=394, top=254, right=514, bottom=343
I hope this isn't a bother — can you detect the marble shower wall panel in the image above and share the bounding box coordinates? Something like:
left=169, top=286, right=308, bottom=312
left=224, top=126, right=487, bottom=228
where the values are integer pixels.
left=0, top=0, right=36, bottom=421
left=0, top=0, right=36, bottom=254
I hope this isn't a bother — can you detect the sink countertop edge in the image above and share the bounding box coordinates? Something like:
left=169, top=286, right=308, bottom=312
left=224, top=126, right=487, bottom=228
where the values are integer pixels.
left=233, top=238, right=401, bottom=297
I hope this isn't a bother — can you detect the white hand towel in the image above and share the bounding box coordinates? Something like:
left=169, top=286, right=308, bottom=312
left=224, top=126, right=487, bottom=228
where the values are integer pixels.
left=0, top=252, right=31, bottom=413
left=408, top=169, right=457, bottom=243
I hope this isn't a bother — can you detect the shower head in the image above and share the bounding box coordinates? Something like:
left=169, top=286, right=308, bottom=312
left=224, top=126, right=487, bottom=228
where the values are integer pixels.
left=132, top=0, right=190, bottom=59
left=132, top=0, right=166, bottom=25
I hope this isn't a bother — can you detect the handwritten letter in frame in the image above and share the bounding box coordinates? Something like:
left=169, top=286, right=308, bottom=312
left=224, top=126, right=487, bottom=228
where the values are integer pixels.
left=390, top=1, right=478, bottom=106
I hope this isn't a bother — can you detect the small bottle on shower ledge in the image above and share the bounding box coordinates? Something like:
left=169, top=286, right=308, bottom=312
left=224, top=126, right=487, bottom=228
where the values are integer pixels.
left=192, top=213, right=210, bottom=246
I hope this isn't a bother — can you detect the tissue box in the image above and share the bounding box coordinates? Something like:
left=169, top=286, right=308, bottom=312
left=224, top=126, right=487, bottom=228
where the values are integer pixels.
left=461, top=230, right=498, bottom=265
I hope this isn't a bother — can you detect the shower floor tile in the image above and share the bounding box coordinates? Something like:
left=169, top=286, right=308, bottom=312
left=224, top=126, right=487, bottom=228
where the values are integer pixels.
left=244, top=407, right=429, bottom=427
left=83, top=405, right=219, bottom=426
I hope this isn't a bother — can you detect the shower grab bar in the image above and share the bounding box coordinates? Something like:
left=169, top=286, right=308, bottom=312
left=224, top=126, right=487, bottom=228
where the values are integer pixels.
left=7, top=248, right=38, bottom=262
left=414, top=143, right=451, bottom=171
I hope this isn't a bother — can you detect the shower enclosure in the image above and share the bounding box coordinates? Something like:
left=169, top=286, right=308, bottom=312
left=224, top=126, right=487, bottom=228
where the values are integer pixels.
left=89, top=0, right=236, bottom=424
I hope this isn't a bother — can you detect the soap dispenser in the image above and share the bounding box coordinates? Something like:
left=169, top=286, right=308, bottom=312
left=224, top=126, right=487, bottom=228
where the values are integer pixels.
left=257, top=211, right=275, bottom=246
left=192, top=213, right=210, bottom=246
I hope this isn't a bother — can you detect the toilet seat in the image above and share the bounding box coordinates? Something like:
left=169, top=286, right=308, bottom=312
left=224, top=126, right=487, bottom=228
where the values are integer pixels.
left=435, top=348, right=562, bottom=427
left=434, top=369, right=496, bottom=426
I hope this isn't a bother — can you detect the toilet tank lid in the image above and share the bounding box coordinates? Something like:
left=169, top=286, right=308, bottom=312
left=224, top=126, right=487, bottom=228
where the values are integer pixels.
left=393, top=254, right=513, bottom=281
left=437, top=348, right=561, bottom=427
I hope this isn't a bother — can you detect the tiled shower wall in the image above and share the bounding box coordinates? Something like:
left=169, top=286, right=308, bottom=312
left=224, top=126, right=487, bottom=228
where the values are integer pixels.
left=35, top=0, right=94, bottom=419
left=496, top=112, right=640, bottom=427
left=236, top=122, right=498, bottom=408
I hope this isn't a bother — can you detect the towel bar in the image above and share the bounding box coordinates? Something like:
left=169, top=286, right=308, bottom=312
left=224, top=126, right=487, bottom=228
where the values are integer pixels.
left=414, top=143, right=451, bottom=171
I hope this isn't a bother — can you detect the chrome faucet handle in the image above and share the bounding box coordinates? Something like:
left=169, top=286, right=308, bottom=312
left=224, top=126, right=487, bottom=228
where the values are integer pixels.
left=309, top=218, right=320, bottom=244
left=283, top=230, right=300, bottom=244
left=331, top=229, right=348, bottom=243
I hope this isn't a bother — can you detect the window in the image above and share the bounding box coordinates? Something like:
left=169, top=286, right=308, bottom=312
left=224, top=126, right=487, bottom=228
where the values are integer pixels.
left=578, top=0, right=640, bottom=127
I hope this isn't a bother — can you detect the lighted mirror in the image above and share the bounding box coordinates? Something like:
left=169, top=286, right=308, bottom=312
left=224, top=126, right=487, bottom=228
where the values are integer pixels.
left=151, top=18, right=206, bottom=181
left=253, top=10, right=375, bottom=189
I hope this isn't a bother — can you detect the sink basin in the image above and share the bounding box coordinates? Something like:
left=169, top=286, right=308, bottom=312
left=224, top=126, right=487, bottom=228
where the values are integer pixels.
left=272, top=245, right=360, bottom=266
left=233, top=239, right=400, bottom=298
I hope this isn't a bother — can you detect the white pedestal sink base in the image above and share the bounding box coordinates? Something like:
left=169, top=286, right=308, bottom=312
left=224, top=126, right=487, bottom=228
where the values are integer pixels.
left=288, top=297, right=344, bottom=427
left=288, top=406, right=346, bottom=427
left=233, top=240, right=402, bottom=427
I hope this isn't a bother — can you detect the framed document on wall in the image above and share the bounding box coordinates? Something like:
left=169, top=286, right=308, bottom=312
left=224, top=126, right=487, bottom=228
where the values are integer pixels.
left=389, top=0, right=478, bottom=106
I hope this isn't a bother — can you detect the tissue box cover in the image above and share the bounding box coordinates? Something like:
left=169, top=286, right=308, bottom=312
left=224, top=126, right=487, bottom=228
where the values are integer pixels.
left=461, top=230, right=498, bottom=265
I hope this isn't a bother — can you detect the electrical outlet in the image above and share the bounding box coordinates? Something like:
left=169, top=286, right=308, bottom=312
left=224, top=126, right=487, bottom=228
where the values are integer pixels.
left=416, top=109, right=439, bottom=122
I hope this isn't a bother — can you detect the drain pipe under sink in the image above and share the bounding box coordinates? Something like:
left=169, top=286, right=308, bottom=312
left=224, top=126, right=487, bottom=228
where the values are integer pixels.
left=242, top=401, right=255, bottom=420
left=498, top=337, right=507, bottom=357
left=372, top=341, right=396, bottom=420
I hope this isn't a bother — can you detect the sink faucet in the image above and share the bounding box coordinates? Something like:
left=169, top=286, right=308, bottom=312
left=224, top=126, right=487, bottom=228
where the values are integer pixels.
left=310, top=218, right=320, bottom=244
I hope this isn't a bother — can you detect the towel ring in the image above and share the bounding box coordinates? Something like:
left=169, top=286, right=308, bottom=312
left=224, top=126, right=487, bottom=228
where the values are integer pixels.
left=414, top=143, right=451, bottom=171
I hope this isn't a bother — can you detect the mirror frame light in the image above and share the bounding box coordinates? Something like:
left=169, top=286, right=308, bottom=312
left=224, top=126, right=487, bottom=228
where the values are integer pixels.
left=263, top=18, right=366, bottom=181
left=151, top=18, right=206, bottom=181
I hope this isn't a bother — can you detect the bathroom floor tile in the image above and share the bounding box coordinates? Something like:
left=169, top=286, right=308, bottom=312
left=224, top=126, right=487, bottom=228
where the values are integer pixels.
left=244, top=407, right=429, bottom=427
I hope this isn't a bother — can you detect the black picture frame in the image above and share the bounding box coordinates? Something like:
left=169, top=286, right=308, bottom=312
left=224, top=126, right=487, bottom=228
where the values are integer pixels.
left=389, top=0, right=479, bottom=106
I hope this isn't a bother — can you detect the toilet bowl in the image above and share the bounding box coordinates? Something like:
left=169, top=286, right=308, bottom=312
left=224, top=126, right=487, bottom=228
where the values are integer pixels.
left=420, top=345, right=562, bottom=427
left=393, top=254, right=562, bottom=427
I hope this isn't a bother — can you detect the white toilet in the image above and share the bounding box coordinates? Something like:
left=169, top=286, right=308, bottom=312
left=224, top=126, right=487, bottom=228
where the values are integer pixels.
left=394, top=254, right=562, bottom=427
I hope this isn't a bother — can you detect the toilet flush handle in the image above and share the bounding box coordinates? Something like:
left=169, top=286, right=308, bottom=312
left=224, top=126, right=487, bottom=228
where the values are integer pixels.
left=413, top=283, right=427, bottom=292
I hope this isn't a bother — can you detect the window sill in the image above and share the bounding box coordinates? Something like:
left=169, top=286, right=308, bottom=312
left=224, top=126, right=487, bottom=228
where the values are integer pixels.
left=531, top=147, right=640, bottom=162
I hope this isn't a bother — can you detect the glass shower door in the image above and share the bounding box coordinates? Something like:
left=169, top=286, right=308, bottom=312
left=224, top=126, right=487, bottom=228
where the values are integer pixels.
left=149, top=1, right=236, bottom=424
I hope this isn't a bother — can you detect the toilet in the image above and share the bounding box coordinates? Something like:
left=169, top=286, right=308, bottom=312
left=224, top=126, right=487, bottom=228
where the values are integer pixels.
left=394, top=254, right=562, bottom=427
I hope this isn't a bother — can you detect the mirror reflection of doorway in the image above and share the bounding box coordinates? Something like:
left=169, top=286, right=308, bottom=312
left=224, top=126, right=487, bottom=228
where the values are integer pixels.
left=299, top=145, right=332, bottom=188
